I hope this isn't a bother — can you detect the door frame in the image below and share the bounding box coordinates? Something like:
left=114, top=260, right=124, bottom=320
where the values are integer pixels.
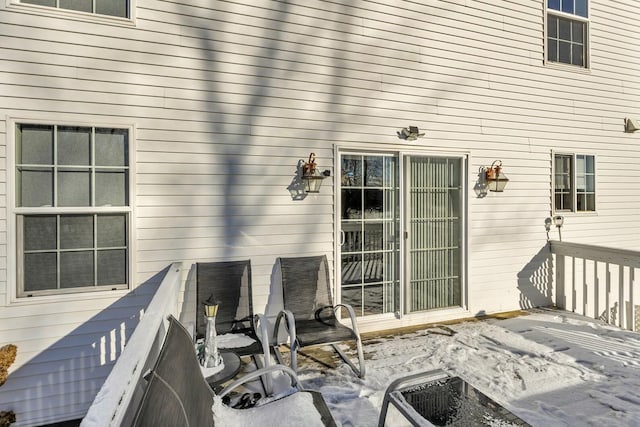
left=334, top=144, right=470, bottom=331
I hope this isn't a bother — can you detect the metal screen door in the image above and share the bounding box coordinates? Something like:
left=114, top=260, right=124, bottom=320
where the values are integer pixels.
left=405, top=156, right=463, bottom=313
left=339, top=152, right=464, bottom=317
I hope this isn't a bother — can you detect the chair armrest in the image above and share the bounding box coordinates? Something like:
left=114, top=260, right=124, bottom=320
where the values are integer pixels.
left=334, top=303, right=361, bottom=337
left=218, top=364, right=303, bottom=398
left=273, top=309, right=297, bottom=346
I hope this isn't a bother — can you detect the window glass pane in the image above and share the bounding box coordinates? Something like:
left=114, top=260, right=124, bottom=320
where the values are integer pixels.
left=585, top=155, right=595, bottom=172
left=58, top=169, right=91, bottom=206
left=97, top=249, right=126, bottom=285
left=364, top=156, right=383, bottom=187
left=60, top=251, right=94, bottom=287
left=18, top=124, right=53, bottom=165
left=547, top=39, right=558, bottom=62
left=576, top=156, right=585, bottom=175
left=585, top=175, right=595, bottom=191
left=21, top=0, right=56, bottom=6
left=548, top=16, right=558, bottom=38
left=561, top=0, right=574, bottom=14
left=548, top=0, right=560, bottom=10
left=559, top=41, right=571, bottom=63
left=96, top=0, right=128, bottom=17
left=362, top=284, right=383, bottom=314
left=97, top=215, right=126, bottom=247
left=364, top=189, right=383, bottom=219
left=342, top=189, right=362, bottom=220
left=586, top=194, right=595, bottom=211
left=24, top=252, right=57, bottom=291
left=18, top=168, right=53, bottom=207
left=58, top=126, right=91, bottom=166
left=24, top=216, right=57, bottom=251
left=341, top=156, right=362, bottom=187
left=575, top=0, right=588, bottom=17
left=95, top=128, right=128, bottom=166
left=60, top=215, right=93, bottom=249
left=59, top=0, right=92, bottom=12
left=96, top=171, right=126, bottom=206
left=572, top=22, right=584, bottom=43
left=559, top=19, right=571, bottom=40
left=572, top=44, right=584, bottom=66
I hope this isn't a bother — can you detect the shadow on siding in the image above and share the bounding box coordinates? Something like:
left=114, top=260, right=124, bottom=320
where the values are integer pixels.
left=1, top=266, right=172, bottom=426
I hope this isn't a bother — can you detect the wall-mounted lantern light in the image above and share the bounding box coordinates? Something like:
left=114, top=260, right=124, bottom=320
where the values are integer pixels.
left=301, top=153, right=330, bottom=193
left=398, top=126, right=425, bottom=141
left=485, top=160, right=509, bottom=192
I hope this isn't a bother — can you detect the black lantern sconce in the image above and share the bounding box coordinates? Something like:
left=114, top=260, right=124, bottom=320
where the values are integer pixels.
left=485, top=160, right=509, bottom=192
left=301, top=153, right=330, bottom=193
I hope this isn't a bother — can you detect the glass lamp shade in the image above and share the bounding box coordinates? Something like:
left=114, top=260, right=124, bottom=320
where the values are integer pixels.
left=204, top=303, right=219, bottom=317
left=302, top=175, right=326, bottom=193
left=487, top=171, right=509, bottom=192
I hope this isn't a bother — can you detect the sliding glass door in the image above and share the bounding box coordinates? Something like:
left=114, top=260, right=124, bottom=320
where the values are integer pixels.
left=339, top=151, right=464, bottom=318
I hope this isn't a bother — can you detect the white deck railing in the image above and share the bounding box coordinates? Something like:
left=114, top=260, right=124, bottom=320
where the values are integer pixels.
left=81, top=262, right=184, bottom=427
left=551, top=241, right=639, bottom=332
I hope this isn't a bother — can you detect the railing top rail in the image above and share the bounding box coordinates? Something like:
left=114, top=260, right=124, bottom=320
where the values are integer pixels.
left=550, top=240, right=640, bottom=269
left=81, top=262, right=183, bottom=427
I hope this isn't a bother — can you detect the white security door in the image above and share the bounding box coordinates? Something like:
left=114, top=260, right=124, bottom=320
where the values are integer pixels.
left=405, top=156, right=463, bottom=312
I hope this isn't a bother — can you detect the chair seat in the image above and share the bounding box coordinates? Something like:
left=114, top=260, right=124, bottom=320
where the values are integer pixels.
left=295, top=319, right=357, bottom=347
left=227, top=330, right=265, bottom=357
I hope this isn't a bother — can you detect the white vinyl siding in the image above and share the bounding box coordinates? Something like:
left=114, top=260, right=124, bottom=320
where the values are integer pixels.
left=18, top=0, right=128, bottom=18
left=0, top=0, right=639, bottom=425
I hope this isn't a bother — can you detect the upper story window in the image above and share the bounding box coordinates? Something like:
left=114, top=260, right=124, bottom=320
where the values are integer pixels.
left=546, top=0, right=589, bottom=68
left=20, top=0, right=128, bottom=18
left=554, top=153, right=595, bottom=212
left=15, top=123, right=131, bottom=297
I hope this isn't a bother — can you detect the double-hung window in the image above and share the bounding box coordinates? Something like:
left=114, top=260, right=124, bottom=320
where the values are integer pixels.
left=554, top=153, right=595, bottom=212
left=18, top=0, right=129, bottom=18
left=546, top=0, right=589, bottom=67
left=15, top=123, right=131, bottom=297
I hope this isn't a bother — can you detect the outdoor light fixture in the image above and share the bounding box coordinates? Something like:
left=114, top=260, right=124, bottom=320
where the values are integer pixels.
left=485, top=160, right=509, bottom=192
left=301, top=153, right=329, bottom=193
left=625, top=117, right=640, bottom=133
left=398, top=126, right=425, bottom=141
left=553, top=215, right=564, bottom=241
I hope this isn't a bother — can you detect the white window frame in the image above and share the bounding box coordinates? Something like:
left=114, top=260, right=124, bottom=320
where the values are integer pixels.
left=6, top=0, right=136, bottom=25
left=545, top=0, right=590, bottom=69
left=553, top=152, right=596, bottom=213
left=7, top=117, right=136, bottom=302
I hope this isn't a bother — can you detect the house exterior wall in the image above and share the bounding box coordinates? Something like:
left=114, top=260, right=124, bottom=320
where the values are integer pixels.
left=0, top=0, right=638, bottom=425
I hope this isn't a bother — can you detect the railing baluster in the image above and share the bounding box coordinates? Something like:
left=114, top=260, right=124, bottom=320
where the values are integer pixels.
left=550, top=241, right=640, bottom=332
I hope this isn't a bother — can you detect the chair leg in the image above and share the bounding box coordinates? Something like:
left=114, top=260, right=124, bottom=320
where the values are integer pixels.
left=332, top=335, right=365, bottom=379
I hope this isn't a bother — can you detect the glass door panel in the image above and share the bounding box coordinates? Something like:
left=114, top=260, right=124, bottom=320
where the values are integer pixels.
left=406, top=156, right=463, bottom=312
left=340, top=154, right=399, bottom=316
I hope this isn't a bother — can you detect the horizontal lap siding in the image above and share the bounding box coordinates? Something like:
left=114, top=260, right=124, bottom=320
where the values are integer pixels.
left=0, top=0, right=639, bottom=424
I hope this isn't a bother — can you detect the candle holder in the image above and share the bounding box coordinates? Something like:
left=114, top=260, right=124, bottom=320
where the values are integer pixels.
left=203, top=303, right=223, bottom=368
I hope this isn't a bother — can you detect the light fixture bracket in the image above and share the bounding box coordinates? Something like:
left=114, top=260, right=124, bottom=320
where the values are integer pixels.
left=399, top=126, right=425, bottom=141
